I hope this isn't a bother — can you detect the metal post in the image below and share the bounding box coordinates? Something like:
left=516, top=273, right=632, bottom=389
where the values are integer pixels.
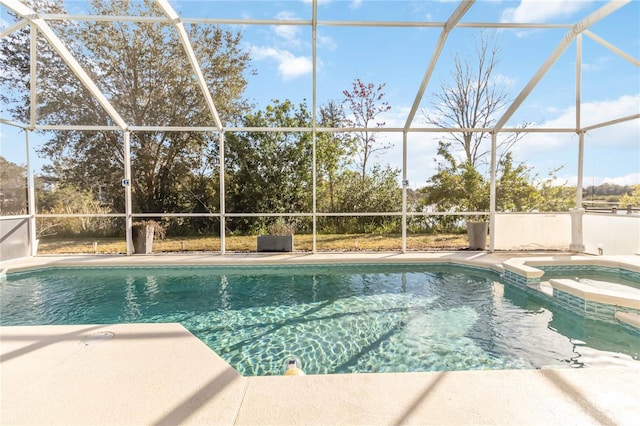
left=26, top=131, right=37, bottom=256
left=489, top=132, right=497, bottom=252
left=576, top=34, right=582, bottom=132
left=219, top=131, right=226, bottom=254
left=30, top=23, right=36, bottom=127
left=401, top=131, right=408, bottom=253
left=311, top=0, right=318, bottom=253
left=312, top=129, right=317, bottom=254
left=576, top=132, right=585, bottom=208
left=123, top=131, right=133, bottom=255
left=575, top=36, right=584, bottom=209
left=28, top=23, right=37, bottom=256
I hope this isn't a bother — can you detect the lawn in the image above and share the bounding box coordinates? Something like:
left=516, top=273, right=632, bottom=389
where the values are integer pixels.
left=37, top=233, right=469, bottom=254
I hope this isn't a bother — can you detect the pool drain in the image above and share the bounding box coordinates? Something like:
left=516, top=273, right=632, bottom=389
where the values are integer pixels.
left=80, top=331, right=115, bottom=347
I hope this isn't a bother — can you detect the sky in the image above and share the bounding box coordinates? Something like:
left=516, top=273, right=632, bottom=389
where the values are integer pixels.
left=1, top=0, right=639, bottom=189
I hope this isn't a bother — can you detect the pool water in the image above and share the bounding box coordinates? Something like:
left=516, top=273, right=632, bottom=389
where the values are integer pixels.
left=2, top=264, right=639, bottom=375
left=539, top=267, right=640, bottom=289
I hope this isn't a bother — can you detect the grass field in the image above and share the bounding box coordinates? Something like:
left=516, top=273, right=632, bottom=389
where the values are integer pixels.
left=38, top=233, right=469, bottom=254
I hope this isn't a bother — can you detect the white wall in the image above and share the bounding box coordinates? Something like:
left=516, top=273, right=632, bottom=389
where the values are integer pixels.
left=493, top=213, right=571, bottom=251
left=492, top=212, right=640, bottom=255
left=583, top=213, right=640, bottom=255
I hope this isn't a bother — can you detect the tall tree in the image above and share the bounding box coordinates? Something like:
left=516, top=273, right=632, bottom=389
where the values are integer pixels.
left=423, top=32, right=525, bottom=168
left=420, top=32, right=540, bottom=216
left=0, top=157, right=27, bottom=215
left=316, top=100, right=355, bottom=212
left=0, top=0, right=251, bottom=215
left=342, top=79, right=391, bottom=179
left=421, top=142, right=573, bottom=218
left=420, top=141, right=490, bottom=215
left=225, top=99, right=313, bottom=233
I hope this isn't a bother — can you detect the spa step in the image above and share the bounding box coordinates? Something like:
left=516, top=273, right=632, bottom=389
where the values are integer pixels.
left=614, top=311, right=640, bottom=331
left=527, top=281, right=554, bottom=297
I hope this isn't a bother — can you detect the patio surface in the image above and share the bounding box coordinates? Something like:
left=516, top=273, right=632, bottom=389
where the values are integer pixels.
left=1, top=253, right=640, bottom=425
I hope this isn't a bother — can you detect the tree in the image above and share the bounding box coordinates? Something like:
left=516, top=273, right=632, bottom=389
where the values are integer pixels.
left=419, top=33, right=543, bottom=218
left=1, top=0, right=251, bottom=216
left=0, top=157, right=27, bottom=215
left=342, top=79, right=391, bottom=179
left=422, top=142, right=575, bottom=220
left=534, top=168, right=575, bottom=212
left=0, top=0, right=71, bottom=123
left=495, top=152, right=540, bottom=212
left=37, top=184, right=114, bottom=237
left=316, top=100, right=355, bottom=212
left=619, top=185, right=640, bottom=208
left=225, top=99, right=313, bottom=233
left=584, top=183, right=632, bottom=197
left=422, top=33, right=525, bottom=168
left=324, top=165, right=402, bottom=234
left=420, top=141, right=490, bottom=216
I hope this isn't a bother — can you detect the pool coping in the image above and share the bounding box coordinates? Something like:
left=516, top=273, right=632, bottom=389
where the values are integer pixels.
left=2, top=252, right=640, bottom=424
left=2, top=322, right=640, bottom=425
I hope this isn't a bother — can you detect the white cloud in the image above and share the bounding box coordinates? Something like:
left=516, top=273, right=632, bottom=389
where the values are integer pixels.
left=512, top=95, right=639, bottom=160
left=302, top=0, right=360, bottom=10
left=581, top=56, right=612, bottom=72
left=273, top=11, right=302, bottom=47
left=501, top=0, right=593, bottom=23
left=414, top=95, right=639, bottom=186
left=370, top=107, right=443, bottom=187
left=278, top=54, right=313, bottom=80
left=539, top=94, right=640, bottom=135
left=250, top=45, right=312, bottom=80
left=248, top=9, right=318, bottom=82
left=560, top=172, right=640, bottom=187
left=601, top=172, right=640, bottom=186
left=493, top=73, right=516, bottom=88
left=275, top=10, right=297, bottom=20
left=317, top=33, right=337, bottom=50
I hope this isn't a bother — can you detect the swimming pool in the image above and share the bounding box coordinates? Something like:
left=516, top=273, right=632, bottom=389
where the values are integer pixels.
left=2, top=264, right=639, bottom=375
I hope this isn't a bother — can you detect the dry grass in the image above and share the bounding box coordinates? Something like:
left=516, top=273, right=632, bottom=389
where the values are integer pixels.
left=37, top=233, right=469, bottom=255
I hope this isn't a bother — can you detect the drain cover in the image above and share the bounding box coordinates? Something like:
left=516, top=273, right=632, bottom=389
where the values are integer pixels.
left=80, top=331, right=115, bottom=347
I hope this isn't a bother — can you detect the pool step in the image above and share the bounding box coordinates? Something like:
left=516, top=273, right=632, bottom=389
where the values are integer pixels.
left=615, top=311, right=640, bottom=331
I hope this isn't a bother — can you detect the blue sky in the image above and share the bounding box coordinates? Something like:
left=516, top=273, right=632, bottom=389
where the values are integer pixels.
left=1, top=0, right=639, bottom=189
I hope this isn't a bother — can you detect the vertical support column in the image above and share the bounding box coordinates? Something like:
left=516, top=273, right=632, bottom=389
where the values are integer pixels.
left=401, top=131, right=408, bottom=253
left=576, top=131, right=585, bottom=208
left=576, top=34, right=582, bottom=133
left=30, top=23, right=37, bottom=127
left=489, top=131, right=497, bottom=252
left=575, top=34, right=584, bottom=209
left=311, top=0, right=318, bottom=254
left=26, top=131, right=37, bottom=256
left=28, top=24, right=37, bottom=256
left=569, top=208, right=585, bottom=253
left=219, top=131, right=226, bottom=254
left=123, top=131, right=133, bottom=255
left=312, top=130, right=317, bottom=254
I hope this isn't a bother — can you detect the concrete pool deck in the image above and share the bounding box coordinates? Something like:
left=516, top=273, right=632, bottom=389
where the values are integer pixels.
left=2, top=252, right=640, bottom=425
